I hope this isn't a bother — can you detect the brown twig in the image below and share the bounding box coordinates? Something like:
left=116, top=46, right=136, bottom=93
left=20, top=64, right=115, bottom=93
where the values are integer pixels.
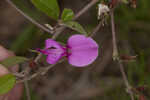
left=90, top=18, right=105, bottom=37
left=17, top=59, right=64, bottom=83
left=110, top=10, right=134, bottom=100
left=24, top=81, right=31, bottom=100
left=74, top=0, right=99, bottom=20
left=6, top=0, right=53, bottom=34
left=110, top=10, right=118, bottom=60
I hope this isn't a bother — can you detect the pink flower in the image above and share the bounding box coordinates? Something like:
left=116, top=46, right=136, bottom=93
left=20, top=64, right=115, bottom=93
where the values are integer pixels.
left=38, top=35, right=99, bottom=67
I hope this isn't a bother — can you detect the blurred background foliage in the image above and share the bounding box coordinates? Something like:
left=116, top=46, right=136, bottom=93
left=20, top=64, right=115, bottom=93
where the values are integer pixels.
left=0, top=0, right=150, bottom=100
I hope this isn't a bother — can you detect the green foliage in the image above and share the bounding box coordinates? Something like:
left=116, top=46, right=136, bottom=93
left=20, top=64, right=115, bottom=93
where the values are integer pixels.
left=11, top=25, right=40, bottom=54
left=115, top=0, right=150, bottom=87
left=63, top=21, right=87, bottom=35
left=0, top=74, right=16, bottom=95
left=31, top=0, right=60, bottom=20
left=13, top=0, right=44, bottom=21
left=61, top=8, right=75, bottom=22
left=61, top=8, right=87, bottom=35
left=101, top=87, right=130, bottom=100
left=22, top=85, right=39, bottom=100
left=121, top=0, right=128, bottom=4
left=0, top=56, right=28, bottom=67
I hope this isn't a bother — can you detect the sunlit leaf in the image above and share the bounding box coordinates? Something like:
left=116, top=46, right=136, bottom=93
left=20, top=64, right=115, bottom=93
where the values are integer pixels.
left=121, top=0, right=128, bottom=4
left=0, top=56, right=28, bottom=67
left=0, top=74, right=16, bottom=95
left=31, top=0, right=60, bottom=20
left=63, top=21, right=87, bottom=35
left=61, top=8, right=74, bottom=22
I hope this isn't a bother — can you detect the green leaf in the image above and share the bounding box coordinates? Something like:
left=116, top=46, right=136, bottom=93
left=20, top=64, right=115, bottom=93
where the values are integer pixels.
left=121, top=0, right=128, bottom=4
left=0, top=74, right=16, bottom=95
left=63, top=21, right=87, bottom=35
left=10, top=25, right=38, bottom=54
left=31, top=0, right=60, bottom=20
left=61, top=8, right=74, bottom=22
left=0, top=56, right=28, bottom=67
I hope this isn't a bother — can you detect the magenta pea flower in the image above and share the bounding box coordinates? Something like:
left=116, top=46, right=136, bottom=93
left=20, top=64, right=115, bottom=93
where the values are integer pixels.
left=38, top=35, right=99, bottom=67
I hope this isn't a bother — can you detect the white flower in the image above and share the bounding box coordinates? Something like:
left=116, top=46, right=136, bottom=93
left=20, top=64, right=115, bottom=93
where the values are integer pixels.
left=98, top=4, right=110, bottom=19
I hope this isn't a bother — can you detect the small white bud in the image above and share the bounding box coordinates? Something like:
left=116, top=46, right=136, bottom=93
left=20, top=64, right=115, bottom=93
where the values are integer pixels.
left=98, top=4, right=110, bottom=19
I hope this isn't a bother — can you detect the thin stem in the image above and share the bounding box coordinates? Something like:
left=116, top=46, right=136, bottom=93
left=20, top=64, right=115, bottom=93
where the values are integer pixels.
left=24, top=81, right=31, bottom=100
left=110, top=11, right=118, bottom=59
left=17, top=59, right=64, bottom=83
left=118, top=60, right=134, bottom=100
left=90, top=18, right=105, bottom=37
left=90, top=23, right=102, bottom=37
left=34, top=53, right=42, bottom=63
left=73, top=0, right=99, bottom=20
left=41, top=59, right=65, bottom=75
left=6, top=0, right=53, bottom=34
left=110, top=11, right=134, bottom=100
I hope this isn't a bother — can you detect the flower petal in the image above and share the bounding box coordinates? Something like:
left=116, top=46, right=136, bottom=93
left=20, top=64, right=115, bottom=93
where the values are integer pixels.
left=46, top=49, right=64, bottom=64
left=67, top=35, right=99, bottom=67
left=45, top=39, right=63, bottom=49
left=45, top=39, right=65, bottom=64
